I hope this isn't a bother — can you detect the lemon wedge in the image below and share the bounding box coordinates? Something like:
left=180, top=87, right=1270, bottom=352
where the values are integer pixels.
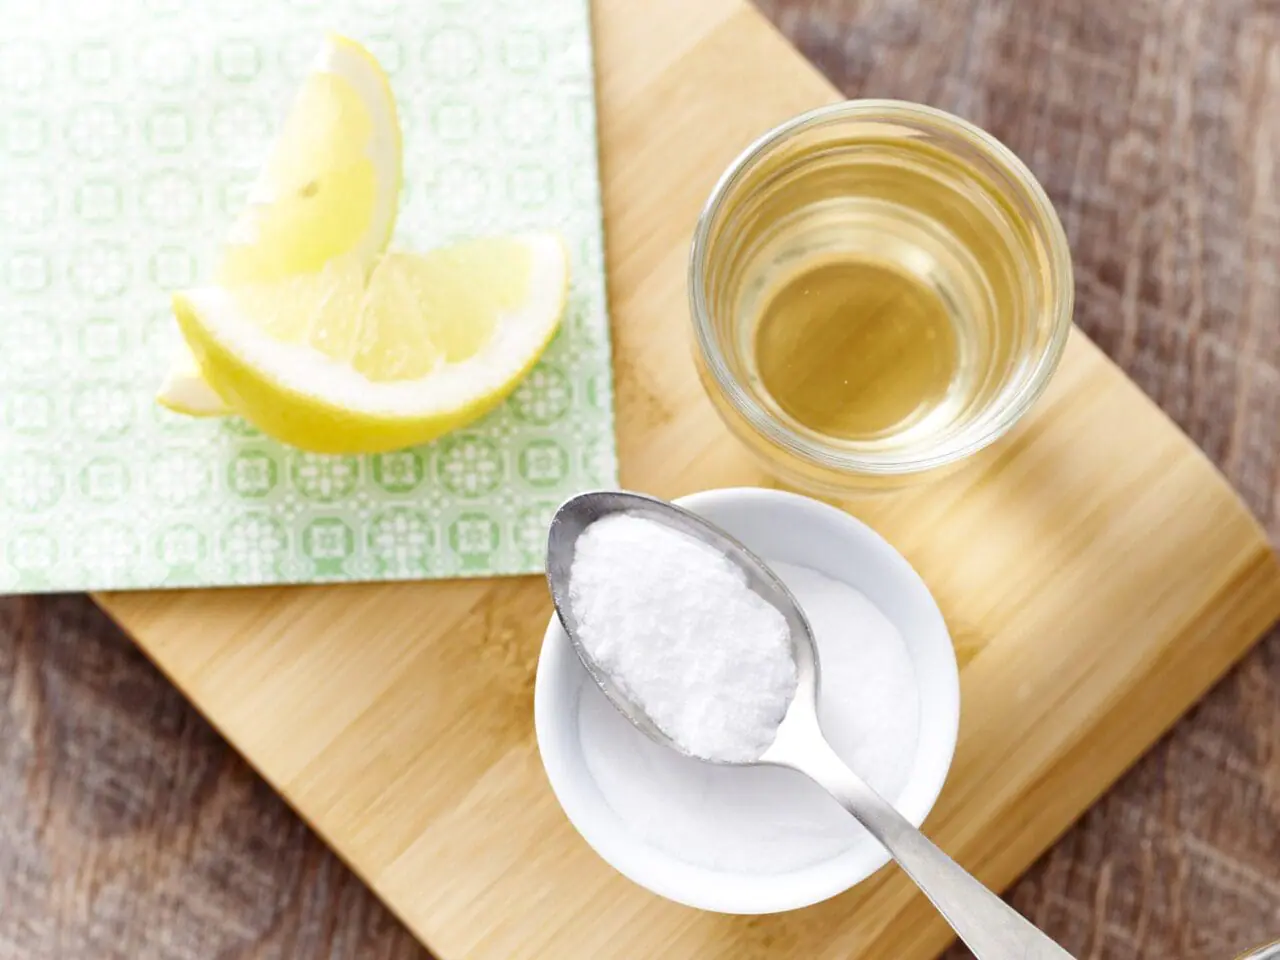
left=172, top=233, right=569, bottom=454
left=157, top=34, right=401, bottom=416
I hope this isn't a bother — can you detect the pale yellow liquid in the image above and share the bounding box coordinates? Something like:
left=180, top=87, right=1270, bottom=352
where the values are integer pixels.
left=755, top=257, right=959, bottom=441
left=726, top=137, right=1036, bottom=453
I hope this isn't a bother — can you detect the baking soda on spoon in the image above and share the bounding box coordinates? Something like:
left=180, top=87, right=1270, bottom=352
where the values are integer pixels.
left=568, top=513, right=797, bottom=762
left=568, top=513, right=921, bottom=872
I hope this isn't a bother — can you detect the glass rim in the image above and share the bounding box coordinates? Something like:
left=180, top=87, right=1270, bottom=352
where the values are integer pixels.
left=687, top=98, right=1075, bottom=477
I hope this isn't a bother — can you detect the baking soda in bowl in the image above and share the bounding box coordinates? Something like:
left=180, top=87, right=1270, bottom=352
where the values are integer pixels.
left=576, top=558, right=920, bottom=874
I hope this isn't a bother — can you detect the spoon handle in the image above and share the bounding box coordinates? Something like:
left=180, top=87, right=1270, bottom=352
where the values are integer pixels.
left=788, top=736, right=1076, bottom=960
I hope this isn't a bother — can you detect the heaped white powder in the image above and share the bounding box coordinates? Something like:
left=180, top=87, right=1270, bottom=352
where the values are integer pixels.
left=578, top=560, right=921, bottom=874
left=567, top=514, right=797, bottom=762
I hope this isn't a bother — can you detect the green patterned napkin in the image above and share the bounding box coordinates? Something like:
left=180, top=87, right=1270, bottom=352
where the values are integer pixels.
left=0, top=0, right=616, bottom=592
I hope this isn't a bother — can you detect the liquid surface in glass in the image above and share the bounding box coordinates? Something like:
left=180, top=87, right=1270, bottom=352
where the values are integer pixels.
left=755, top=256, right=958, bottom=441
left=734, top=138, right=1034, bottom=452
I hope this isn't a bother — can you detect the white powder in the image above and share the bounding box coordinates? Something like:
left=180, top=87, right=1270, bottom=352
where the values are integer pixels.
left=578, top=560, right=921, bottom=874
left=567, top=514, right=797, bottom=762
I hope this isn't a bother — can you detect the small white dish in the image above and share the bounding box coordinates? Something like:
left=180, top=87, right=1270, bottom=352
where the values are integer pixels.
left=534, top=486, right=960, bottom=914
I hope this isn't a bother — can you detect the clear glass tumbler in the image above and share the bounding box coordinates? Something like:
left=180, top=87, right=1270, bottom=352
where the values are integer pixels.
left=689, top=100, right=1074, bottom=494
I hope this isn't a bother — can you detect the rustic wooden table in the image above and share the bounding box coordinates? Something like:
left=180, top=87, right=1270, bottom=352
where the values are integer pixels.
left=2, top=1, right=1278, bottom=957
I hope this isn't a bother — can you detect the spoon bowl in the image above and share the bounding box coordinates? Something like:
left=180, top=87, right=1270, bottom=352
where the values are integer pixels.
left=546, top=489, right=817, bottom=761
left=547, top=489, right=1076, bottom=959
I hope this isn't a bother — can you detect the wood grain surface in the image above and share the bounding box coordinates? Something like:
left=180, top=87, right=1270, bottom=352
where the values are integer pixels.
left=3, top=2, right=1279, bottom=959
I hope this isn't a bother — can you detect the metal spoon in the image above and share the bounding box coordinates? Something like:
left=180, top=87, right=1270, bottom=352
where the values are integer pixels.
left=546, top=490, right=1076, bottom=960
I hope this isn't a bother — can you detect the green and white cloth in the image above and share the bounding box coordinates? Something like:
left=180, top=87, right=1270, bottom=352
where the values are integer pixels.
left=0, top=0, right=616, bottom=592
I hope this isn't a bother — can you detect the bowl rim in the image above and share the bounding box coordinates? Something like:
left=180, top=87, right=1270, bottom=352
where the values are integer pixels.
left=534, top=486, right=961, bottom=914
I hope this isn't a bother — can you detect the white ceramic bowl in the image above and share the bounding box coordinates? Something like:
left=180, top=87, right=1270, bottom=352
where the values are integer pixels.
left=534, top=487, right=960, bottom=914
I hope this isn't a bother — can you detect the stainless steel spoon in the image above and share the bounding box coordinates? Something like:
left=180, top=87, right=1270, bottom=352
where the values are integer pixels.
left=546, top=489, right=1076, bottom=960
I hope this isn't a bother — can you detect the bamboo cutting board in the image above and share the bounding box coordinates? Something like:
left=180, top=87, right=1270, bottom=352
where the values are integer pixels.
left=96, top=1, right=1280, bottom=958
